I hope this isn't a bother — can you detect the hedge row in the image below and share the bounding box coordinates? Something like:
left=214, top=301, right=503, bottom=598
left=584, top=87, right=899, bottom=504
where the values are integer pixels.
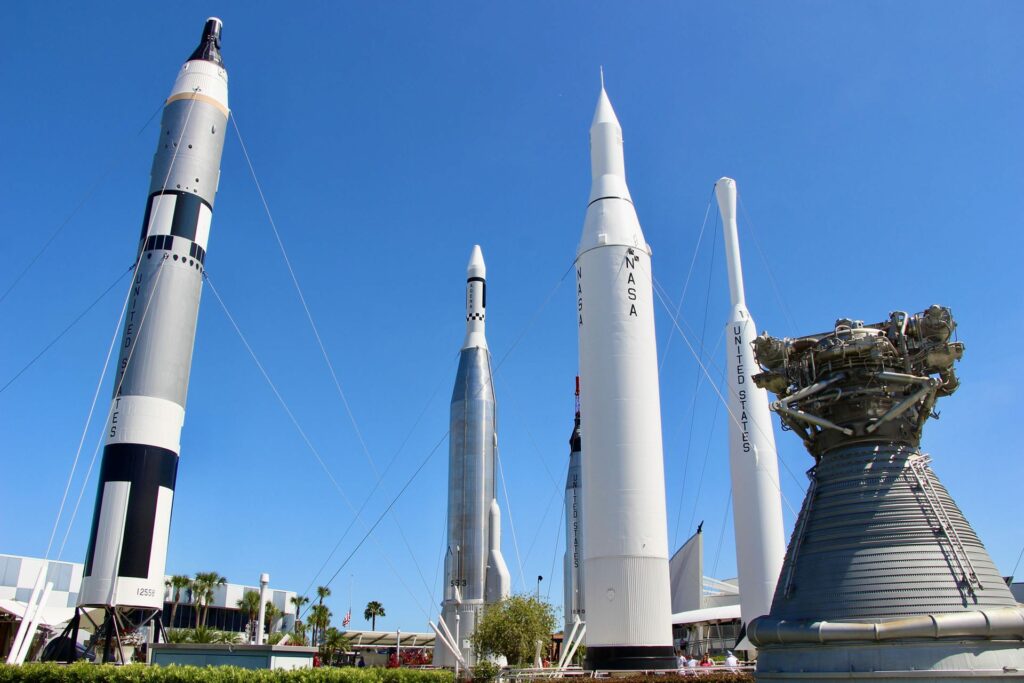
left=0, top=664, right=454, bottom=683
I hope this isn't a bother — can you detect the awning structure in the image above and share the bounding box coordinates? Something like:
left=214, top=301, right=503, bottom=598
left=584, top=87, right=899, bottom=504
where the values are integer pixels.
left=342, top=630, right=435, bottom=649
left=0, top=599, right=75, bottom=630
left=671, top=604, right=741, bottom=625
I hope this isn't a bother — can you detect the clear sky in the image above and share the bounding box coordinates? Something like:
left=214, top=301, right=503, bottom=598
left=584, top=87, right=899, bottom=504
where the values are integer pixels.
left=1, top=2, right=1021, bottom=634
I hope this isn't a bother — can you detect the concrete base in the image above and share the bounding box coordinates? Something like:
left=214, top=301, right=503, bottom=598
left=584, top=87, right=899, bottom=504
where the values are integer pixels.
left=756, top=640, right=1024, bottom=680
left=149, top=643, right=318, bottom=670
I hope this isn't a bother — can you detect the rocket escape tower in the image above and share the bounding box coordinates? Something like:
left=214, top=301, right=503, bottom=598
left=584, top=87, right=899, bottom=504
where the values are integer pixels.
left=749, top=306, right=1024, bottom=680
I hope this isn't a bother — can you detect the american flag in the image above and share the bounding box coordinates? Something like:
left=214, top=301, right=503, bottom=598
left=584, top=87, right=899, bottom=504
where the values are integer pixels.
left=342, top=609, right=351, bottom=627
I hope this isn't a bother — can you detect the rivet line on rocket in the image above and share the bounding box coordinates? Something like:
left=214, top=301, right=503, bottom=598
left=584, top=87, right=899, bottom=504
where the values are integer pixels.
left=230, top=112, right=436, bottom=600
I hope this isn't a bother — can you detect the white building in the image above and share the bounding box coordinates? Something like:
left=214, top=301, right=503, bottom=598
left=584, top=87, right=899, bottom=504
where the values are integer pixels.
left=0, top=553, right=299, bottom=658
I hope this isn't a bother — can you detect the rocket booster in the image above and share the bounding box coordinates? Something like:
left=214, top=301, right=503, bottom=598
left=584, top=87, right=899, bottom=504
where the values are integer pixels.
left=436, top=246, right=511, bottom=668
left=575, top=86, right=675, bottom=670
left=79, top=19, right=229, bottom=610
left=715, top=178, right=785, bottom=629
left=563, top=378, right=585, bottom=635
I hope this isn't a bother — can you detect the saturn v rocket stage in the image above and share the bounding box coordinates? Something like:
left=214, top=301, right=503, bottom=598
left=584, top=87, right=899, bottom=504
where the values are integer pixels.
left=72, top=18, right=228, bottom=657
left=435, top=246, right=511, bottom=669
left=749, top=306, right=1024, bottom=680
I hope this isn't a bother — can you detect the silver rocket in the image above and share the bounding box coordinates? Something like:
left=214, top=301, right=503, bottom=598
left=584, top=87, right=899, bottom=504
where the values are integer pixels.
left=562, top=378, right=585, bottom=635
left=575, top=85, right=675, bottom=670
left=436, top=246, right=511, bottom=668
left=79, top=19, right=229, bottom=612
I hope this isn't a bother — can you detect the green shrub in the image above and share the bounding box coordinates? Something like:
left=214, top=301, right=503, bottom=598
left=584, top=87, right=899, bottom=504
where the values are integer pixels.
left=0, top=664, right=455, bottom=683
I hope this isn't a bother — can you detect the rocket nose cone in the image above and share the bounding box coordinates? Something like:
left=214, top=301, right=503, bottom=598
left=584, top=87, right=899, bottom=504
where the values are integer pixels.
left=467, top=244, right=486, bottom=279
left=591, top=86, right=621, bottom=128
left=189, top=17, right=225, bottom=66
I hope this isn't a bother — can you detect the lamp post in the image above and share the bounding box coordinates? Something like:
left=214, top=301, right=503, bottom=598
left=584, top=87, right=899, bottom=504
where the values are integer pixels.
left=536, top=575, right=543, bottom=598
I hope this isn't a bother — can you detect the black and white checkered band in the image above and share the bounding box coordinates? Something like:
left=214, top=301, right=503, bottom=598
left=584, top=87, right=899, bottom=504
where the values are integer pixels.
left=467, top=313, right=486, bottom=321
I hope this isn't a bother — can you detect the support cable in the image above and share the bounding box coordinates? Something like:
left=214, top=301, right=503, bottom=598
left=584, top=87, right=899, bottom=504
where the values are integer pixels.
left=0, top=101, right=164, bottom=307
left=650, top=274, right=800, bottom=518
left=0, top=265, right=133, bottom=395
left=670, top=214, right=719, bottom=546
left=231, top=114, right=435, bottom=598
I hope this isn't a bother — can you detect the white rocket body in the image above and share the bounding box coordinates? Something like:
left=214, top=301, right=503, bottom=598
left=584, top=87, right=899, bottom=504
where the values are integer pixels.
left=576, top=87, right=675, bottom=670
left=715, top=178, right=786, bottom=630
left=78, top=20, right=228, bottom=611
left=436, top=246, right=511, bottom=669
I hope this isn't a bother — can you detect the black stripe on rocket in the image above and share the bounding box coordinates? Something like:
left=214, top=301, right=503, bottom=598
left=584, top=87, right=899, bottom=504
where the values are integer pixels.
left=139, top=190, right=212, bottom=241
left=84, top=443, right=178, bottom=579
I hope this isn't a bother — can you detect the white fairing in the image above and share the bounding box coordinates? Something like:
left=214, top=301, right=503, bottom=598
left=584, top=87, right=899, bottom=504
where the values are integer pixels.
left=169, top=58, right=229, bottom=114
left=485, top=499, right=511, bottom=603
left=104, top=395, right=185, bottom=452
left=715, top=178, right=786, bottom=628
left=576, top=88, right=673, bottom=650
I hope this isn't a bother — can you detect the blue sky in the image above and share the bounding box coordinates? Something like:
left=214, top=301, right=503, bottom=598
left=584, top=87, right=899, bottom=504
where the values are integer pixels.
left=1, top=2, right=1021, bottom=633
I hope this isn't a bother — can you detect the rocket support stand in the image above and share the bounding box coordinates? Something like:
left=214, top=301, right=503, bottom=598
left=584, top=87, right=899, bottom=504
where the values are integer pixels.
left=53, top=605, right=166, bottom=663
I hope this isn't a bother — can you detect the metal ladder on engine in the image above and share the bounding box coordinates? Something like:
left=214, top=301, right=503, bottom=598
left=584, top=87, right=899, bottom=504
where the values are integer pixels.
left=906, top=454, right=982, bottom=592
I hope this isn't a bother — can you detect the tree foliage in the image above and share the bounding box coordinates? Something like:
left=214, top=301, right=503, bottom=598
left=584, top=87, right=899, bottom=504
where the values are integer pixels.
left=363, top=601, right=385, bottom=630
left=470, top=594, right=556, bottom=667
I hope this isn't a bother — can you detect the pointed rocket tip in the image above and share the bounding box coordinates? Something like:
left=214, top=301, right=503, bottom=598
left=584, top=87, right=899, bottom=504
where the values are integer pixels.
left=600, top=65, right=605, bottom=90
left=467, top=245, right=485, bottom=278
left=591, top=84, right=619, bottom=128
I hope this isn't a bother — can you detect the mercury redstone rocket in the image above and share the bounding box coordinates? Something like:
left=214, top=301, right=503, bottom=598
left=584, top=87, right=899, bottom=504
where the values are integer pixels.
left=77, top=18, right=228, bottom=639
left=436, top=246, right=511, bottom=669
left=562, top=378, right=585, bottom=636
left=714, top=178, right=786, bottom=636
left=575, top=85, right=675, bottom=670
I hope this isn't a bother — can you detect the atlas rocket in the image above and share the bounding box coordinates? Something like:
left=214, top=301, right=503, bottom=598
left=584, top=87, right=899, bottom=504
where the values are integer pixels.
left=79, top=19, right=229, bottom=612
left=575, top=85, right=675, bottom=670
left=563, top=378, right=585, bottom=635
left=714, top=178, right=786, bottom=633
left=436, top=246, right=511, bottom=669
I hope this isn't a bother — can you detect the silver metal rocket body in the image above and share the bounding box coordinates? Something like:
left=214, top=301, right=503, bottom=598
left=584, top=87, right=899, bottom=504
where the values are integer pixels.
left=749, top=307, right=1024, bottom=681
left=563, top=394, right=585, bottom=636
left=79, top=19, right=228, bottom=613
left=436, top=246, right=511, bottom=669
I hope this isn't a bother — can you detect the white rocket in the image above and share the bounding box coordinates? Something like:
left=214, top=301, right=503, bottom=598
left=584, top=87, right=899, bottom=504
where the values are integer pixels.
left=436, top=246, right=511, bottom=669
left=714, top=178, right=786, bottom=632
left=575, top=85, right=675, bottom=670
left=79, top=19, right=228, bottom=617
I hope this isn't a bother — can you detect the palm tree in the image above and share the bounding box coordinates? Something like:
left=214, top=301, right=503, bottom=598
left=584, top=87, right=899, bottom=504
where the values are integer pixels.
left=309, top=604, right=331, bottom=646
left=191, top=572, right=227, bottom=628
left=316, top=585, right=331, bottom=606
left=321, top=627, right=350, bottom=666
left=291, top=594, right=309, bottom=627
left=236, top=590, right=261, bottom=642
left=264, top=601, right=281, bottom=635
left=167, top=575, right=192, bottom=628
left=363, top=601, right=385, bottom=630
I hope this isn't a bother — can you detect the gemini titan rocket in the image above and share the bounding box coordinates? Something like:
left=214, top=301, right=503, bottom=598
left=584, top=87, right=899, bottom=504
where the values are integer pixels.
left=436, top=246, right=512, bottom=669
left=78, top=19, right=228, bottom=614
left=575, top=85, right=675, bottom=670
